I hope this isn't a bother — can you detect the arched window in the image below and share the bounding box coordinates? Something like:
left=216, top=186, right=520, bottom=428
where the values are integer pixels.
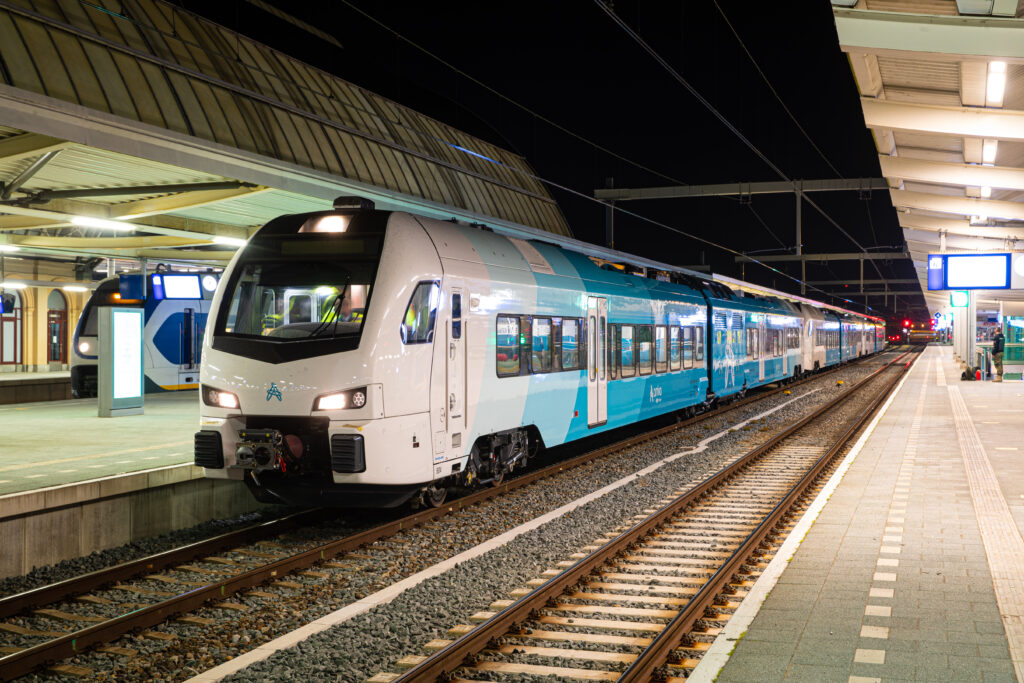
left=47, top=289, right=68, bottom=365
left=0, top=289, right=23, bottom=365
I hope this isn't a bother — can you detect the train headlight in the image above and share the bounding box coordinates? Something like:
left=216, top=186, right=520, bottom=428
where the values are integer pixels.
left=314, top=387, right=367, bottom=411
left=202, top=384, right=239, bottom=410
left=78, top=341, right=90, bottom=354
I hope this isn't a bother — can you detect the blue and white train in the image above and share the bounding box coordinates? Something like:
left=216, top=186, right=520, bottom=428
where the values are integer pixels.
left=194, top=199, right=884, bottom=507
left=71, top=272, right=218, bottom=397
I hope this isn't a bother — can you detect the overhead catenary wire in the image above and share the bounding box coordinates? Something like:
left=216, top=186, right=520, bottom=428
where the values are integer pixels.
left=594, top=0, right=892, bottom=300
left=338, top=0, right=694, bottom=189
left=711, top=0, right=845, bottom=179
left=332, top=2, right=880, bottom=314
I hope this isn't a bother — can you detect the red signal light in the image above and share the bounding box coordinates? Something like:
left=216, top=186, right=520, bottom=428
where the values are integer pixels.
left=903, top=319, right=911, bottom=328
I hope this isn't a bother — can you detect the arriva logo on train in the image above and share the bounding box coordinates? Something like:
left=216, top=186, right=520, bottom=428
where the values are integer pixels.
left=266, top=382, right=283, bottom=402
left=649, top=385, right=662, bottom=404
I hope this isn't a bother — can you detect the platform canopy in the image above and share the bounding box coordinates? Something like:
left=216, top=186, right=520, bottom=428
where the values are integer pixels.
left=0, top=0, right=569, bottom=266
left=833, top=0, right=1024, bottom=316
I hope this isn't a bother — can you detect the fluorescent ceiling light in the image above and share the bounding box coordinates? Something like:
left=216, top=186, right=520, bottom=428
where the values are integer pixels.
left=982, top=139, right=998, bottom=164
left=0, top=245, right=19, bottom=252
left=1, top=281, right=27, bottom=289
left=987, top=61, right=1007, bottom=107
left=981, top=186, right=992, bottom=198
left=212, top=236, right=247, bottom=247
left=71, top=216, right=135, bottom=231
left=970, top=215, right=988, bottom=224
left=62, top=285, right=88, bottom=292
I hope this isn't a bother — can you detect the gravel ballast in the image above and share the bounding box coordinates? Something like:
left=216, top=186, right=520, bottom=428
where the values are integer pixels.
left=7, top=358, right=894, bottom=682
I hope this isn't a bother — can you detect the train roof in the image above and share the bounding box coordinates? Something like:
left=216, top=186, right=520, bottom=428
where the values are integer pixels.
left=419, top=211, right=884, bottom=324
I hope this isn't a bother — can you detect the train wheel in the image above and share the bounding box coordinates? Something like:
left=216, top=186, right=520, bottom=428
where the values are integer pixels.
left=424, top=484, right=447, bottom=507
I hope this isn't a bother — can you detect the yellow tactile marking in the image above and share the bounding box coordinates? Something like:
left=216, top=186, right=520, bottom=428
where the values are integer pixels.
left=948, top=384, right=1024, bottom=681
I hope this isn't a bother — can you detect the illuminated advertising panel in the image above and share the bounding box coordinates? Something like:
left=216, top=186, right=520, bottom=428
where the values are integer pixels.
left=112, top=308, right=143, bottom=399
left=945, top=254, right=1010, bottom=289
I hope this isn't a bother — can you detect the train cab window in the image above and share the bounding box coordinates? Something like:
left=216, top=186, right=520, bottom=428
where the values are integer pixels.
left=619, top=325, right=636, bottom=378
left=561, top=318, right=581, bottom=370
left=655, top=325, right=668, bottom=373
left=496, top=315, right=521, bottom=377
left=637, top=325, right=653, bottom=376
left=532, top=317, right=552, bottom=373
left=401, top=282, right=440, bottom=344
left=669, top=326, right=681, bottom=371
left=695, top=325, right=704, bottom=361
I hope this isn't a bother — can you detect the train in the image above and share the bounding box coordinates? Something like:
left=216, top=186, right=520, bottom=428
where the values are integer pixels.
left=193, top=198, right=884, bottom=508
left=71, top=272, right=218, bottom=397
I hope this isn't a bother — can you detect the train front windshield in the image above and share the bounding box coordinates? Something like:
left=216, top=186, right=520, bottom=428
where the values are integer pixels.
left=217, top=216, right=383, bottom=344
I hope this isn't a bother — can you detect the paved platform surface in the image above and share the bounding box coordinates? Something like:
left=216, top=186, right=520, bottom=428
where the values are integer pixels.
left=0, top=391, right=198, bottom=496
left=713, top=346, right=1024, bottom=683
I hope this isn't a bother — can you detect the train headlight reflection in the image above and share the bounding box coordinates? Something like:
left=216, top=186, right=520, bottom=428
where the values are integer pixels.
left=315, top=387, right=367, bottom=411
left=202, top=384, right=239, bottom=409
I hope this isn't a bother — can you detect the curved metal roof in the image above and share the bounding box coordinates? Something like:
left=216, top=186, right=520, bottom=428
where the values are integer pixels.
left=0, top=0, right=569, bottom=236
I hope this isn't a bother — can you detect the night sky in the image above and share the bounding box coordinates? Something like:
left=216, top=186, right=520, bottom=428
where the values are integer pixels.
left=179, top=0, right=925, bottom=324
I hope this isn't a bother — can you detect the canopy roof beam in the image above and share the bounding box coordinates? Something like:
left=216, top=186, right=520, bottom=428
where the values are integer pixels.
left=891, top=189, right=1024, bottom=221
left=879, top=155, right=1024, bottom=192
left=862, top=98, right=1024, bottom=141
left=835, top=9, right=1024, bottom=59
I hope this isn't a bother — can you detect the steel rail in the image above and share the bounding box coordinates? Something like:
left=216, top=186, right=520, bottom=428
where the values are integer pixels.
left=0, top=349, right=868, bottom=616
left=0, top=509, right=329, bottom=620
left=0, top=351, right=893, bottom=680
left=620, top=350, right=917, bottom=681
left=390, top=349, right=916, bottom=682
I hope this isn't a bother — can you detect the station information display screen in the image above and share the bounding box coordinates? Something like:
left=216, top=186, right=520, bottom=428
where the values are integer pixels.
left=928, top=253, right=1011, bottom=290
left=152, top=274, right=202, bottom=299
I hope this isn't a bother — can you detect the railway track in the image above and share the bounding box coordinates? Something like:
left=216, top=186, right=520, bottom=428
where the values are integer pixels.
left=0, top=351, right=901, bottom=681
left=371, top=348, right=918, bottom=682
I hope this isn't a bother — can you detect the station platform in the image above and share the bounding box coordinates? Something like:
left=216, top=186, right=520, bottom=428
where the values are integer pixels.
left=702, top=345, right=1024, bottom=683
left=0, top=370, right=71, bottom=404
left=0, top=391, right=198, bottom=496
left=0, top=391, right=263, bottom=578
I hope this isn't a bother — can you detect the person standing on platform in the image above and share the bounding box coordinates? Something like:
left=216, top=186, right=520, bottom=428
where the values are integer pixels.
left=992, top=326, right=1005, bottom=382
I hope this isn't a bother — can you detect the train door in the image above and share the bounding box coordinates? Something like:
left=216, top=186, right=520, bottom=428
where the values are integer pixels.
left=178, top=307, right=199, bottom=387
left=446, top=287, right=465, bottom=439
left=587, top=296, right=607, bottom=427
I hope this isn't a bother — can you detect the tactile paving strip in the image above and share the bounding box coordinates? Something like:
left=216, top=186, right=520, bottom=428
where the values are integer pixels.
left=948, top=384, right=1024, bottom=680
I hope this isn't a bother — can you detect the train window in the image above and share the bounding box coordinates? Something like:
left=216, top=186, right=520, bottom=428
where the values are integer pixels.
left=620, top=325, right=636, bottom=378
left=669, top=326, right=681, bottom=371
left=532, top=317, right=552, bottom=373
left=401, top=282, right=440, bottom=345
left=695, top=325, right=704, bottom=361
left=682, top=326, right=693, bottom=369
left=562, top=318, right=581, bottom=370
left=589, top=316, right=597, bottom=381
left=747, top=328, right=758, bottom=360
left=637, top=325, right=653, bottom=376
left=599, top=316, right=607, bottom=381
left=655, top=325, right=667, bottom=373
left=451, top=293, right=462, bottom=340
left=496, top=315, right=521, bottom=377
